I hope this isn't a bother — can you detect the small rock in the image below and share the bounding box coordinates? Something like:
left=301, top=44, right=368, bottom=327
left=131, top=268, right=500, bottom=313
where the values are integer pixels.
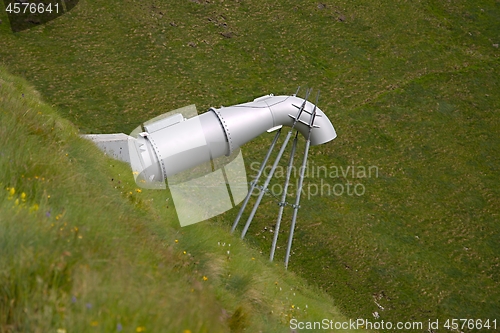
left=318, top=3, right=326, bottom=9
left=169, top=22, right=177, bottom=27
left=221, top=31, right=234, bottom=38
left=187, top=41, right=197, bottom=47
left=219, top=308, right=229, bottom=321
left=493, top=44, right=499, bottom=48
left=338, top=14, right=346, bottom=22
left=25, top=18, right=41, bottom=24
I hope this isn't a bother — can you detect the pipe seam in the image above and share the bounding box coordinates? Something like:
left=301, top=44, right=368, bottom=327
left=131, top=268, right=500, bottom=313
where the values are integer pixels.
left=210, top=107, right=234, bottom=155
left=146, top=135, right=167, bottom=180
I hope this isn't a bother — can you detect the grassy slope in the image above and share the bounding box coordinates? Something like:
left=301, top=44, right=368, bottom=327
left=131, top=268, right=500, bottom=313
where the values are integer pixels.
left=1, top=0, right=499, bottom=330
left=0, top=69, right=356, bottom=332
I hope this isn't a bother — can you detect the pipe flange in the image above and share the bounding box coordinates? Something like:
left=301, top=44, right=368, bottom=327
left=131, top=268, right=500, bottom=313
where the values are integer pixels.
left=145, top=134, right=168, bottom=180
left=210, top=107, right=234, bottom=155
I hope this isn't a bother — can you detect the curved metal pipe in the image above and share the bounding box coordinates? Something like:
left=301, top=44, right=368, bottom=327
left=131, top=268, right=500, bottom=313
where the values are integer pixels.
left=216, top=94, right=336, bottom=150
left=130, top=94, right=337, bottom=185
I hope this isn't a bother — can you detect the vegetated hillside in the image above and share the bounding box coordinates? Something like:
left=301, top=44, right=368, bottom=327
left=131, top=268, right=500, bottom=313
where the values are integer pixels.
left=0, top=69, right=357, bottom=332
left=1, top=0, right=499, bottom=329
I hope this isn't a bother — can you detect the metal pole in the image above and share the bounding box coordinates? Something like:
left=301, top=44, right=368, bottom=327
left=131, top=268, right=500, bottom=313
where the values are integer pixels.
left=240, top=129, right=293, bottom=238
left=231, top=129, right=281, bottom=233
left=270, top=132, right=298, bottom=261
left=293, top=86, right=301, bottom=97
left=240, top=89, right=312, bottom=239
left=285, top=92, right=319, bottom=269
left=284, top=140, right=311, bottom=268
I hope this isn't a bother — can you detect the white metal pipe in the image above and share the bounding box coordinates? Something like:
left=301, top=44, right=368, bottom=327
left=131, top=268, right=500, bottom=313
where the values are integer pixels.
left=130, top=94, right=337, bottom=186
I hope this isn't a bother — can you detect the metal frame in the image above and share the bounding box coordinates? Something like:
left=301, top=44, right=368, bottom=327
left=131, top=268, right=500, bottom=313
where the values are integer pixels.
left=231, top=89, right=320, bottom=269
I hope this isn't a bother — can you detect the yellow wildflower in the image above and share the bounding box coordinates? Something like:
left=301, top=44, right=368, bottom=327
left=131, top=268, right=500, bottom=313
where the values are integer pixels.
left=203, top=276, right=208, bottom=281
left=29, top=204, right=39, bottom=212
left=183, top=330, right=192, bottom=333
left=9, top=187, right=15, bottom=196
left=90, top=321, right=98, bottom=326
left=135, top=188, right=142, bottom=193
left=175, top=239, right=179, bottom=243
left=14, top=199, right=19, bottom=206
left=136, top=326, right=146, bottom=332
left=57, top=329, right=66, bottom=333
left=21, top=192, right=26, bottom=201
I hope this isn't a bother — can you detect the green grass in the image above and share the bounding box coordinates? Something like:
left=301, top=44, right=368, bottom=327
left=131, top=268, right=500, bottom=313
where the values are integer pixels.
left=0, top=69, right=356, bottom=332
left=1, top=0, right=499, bottom=331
